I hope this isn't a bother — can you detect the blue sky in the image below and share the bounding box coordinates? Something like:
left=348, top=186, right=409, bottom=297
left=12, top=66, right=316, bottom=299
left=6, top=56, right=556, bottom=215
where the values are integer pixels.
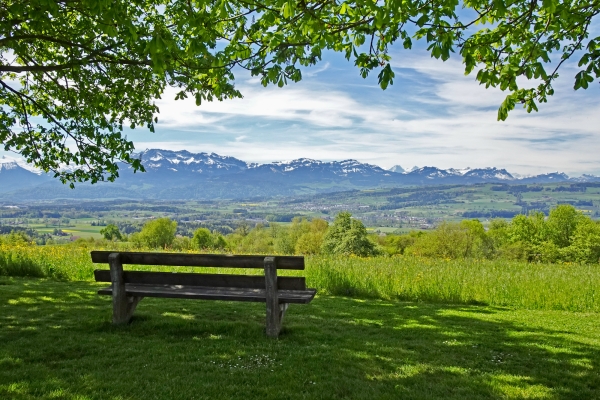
left=2, top=42, right=599, bottom=177
left=127, top=44, right=600, bottom=177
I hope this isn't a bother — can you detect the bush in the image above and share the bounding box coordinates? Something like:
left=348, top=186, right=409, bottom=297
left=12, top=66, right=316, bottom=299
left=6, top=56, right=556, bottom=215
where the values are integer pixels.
left=100, top=224, right=122, bottom=241
left=192, top=228, right=213, bottom=249
left=137, top=218, right=177, bottom=249
left=407, top=220, right=486, bottom=259
left=322, top=212, right=378, bottom=257
left=192, top=228, right=228, bottom=251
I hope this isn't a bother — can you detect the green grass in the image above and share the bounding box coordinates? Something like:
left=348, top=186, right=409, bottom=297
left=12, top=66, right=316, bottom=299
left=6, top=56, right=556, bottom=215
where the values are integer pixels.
left=307, top=256, right=600, bottom=312
left=2, top=245, right=600, bottom=312
left=1, top=277, right=599, bottom=399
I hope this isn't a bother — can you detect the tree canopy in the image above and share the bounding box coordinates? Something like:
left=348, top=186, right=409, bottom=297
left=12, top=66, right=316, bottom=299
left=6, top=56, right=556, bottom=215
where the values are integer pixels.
left=2, top=0, right=599, bottom=183
left=322, top=211, right=378, bottom=256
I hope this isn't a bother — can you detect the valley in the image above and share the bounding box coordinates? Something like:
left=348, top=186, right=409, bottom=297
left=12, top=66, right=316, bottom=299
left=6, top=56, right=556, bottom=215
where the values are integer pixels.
left=1, top=181, right=599, bottom=241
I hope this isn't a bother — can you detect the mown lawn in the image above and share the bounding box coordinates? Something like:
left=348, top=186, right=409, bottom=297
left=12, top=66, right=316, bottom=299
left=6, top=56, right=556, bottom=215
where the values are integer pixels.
left=1, top=277, right=599, bottom=399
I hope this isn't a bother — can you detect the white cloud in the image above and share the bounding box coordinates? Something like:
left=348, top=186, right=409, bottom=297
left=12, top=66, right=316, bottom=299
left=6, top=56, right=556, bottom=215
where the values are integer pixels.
left=302, top=62, right=331, bottom=77
left=144, top=58, right=600, bottom=175
left=5, top=49, right=599, bottom=177
left=155, top=83, right=402, bottom=130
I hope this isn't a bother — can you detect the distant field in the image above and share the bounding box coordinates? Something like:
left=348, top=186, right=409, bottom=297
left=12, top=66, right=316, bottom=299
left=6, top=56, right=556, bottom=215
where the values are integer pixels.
left=28, top=220, right=104, bottom=239
left=1, top=182, right=598, bottom=237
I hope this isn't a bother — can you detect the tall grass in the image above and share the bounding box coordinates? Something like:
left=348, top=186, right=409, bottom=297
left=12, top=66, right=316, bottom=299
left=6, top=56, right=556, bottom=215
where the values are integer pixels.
left=1, top=244, right=598, bottom=312
left=0, top=243, right=96, bottom=280
left=306, top=256, right=600, bottom=312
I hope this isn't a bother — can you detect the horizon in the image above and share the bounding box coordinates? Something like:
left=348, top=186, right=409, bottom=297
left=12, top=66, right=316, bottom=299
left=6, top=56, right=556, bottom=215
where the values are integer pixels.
left=0, top=147, right=590, bottom=179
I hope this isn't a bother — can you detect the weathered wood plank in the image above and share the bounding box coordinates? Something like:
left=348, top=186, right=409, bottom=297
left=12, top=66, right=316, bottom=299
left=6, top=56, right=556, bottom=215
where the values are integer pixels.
left=109, top=253, right=133, bottom=324
left=93, top=270, right=306, bottom=290
left=264, top=256, right=280, bottom=338
left=91, top=251, right=304, bottom=270
left=97, top=284, right=317, bottom=304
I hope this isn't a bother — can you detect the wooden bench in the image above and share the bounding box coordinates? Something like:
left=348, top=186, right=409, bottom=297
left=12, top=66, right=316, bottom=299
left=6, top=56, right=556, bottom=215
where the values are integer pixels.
left=91, top=251, right=316, bottom=338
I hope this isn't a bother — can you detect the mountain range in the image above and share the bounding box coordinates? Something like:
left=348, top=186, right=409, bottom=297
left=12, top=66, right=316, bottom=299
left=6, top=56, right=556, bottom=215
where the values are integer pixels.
left=1, top=149, right=598, bottom=200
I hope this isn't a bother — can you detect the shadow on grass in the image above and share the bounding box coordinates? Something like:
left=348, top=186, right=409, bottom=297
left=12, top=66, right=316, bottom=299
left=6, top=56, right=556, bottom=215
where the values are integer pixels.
left=1, top=278, right=599, bottom=400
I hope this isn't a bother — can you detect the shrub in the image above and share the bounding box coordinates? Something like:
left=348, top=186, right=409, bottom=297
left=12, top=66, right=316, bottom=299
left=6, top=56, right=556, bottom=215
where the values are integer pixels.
left=322, top=212, right=378, bottom=257
left=137, top=218, right=177, bottom=249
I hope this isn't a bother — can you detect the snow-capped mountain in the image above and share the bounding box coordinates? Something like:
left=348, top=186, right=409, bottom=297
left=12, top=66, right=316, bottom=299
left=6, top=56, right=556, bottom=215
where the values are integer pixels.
left=0, top=160, right=50, bottom=193
left=519, top=172, right=571, bottom=183
left=1, top=149, right=597, bottom=200
left=462, top=168, right=514, bottom=180
left=134, top=149, right=249, bottom=174
left=572, top=174, right=600, bottom=182
left=247, top=158, right=388, bottom=179
left=388, top=165, right=405, bottom=173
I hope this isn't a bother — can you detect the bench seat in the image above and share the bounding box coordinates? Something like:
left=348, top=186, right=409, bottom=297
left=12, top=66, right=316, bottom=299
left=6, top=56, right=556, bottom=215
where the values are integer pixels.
left=97, top=284, right=317, bottom=304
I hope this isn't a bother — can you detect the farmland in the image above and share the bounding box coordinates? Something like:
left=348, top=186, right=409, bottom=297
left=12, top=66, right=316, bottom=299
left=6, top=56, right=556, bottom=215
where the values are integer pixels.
left=1, top=182, right=599, bottom=241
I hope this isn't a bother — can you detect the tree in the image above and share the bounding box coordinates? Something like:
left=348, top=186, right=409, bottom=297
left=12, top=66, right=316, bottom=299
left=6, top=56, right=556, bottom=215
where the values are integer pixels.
left=546, top=204, right=584, bottom=248
left=3, top=1, right=599, bottom=183
left=138, top=218, right=177, bottom=249
left=322, top=212, right=377, bottom=257
left=295, top=218, right=328, bottom=255
left=191, top=227, right=227, bottom=251
left=567, top=218, right=600, bottom=263
left=192, top=228, right=213, bottom=250
left=408, top=221, right=481, bottom=259
left=99, top=224, right=122, bottom=241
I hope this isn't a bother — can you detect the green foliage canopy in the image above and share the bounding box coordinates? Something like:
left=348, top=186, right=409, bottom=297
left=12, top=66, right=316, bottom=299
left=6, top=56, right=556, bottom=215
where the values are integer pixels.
left=322, top=212, right=378, bottom=257
left=99, top=224, right=122, bottom=241
left=192, top=228, right=213, bottom=250
left=407, top=204, right=600, bottom=263
left=192, top=227, right=227, bottom=250
left=136, top=217, right=177, bottom=249
left=2, top=0, right=599, bottom=183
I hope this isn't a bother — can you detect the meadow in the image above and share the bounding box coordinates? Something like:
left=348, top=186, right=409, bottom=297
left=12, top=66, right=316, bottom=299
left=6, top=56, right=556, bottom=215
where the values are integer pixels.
left=1, top=243, right=599, bottom=312
left=2, top=277, right=599, bottom=399
left=2, top=243, right=600, bottom=399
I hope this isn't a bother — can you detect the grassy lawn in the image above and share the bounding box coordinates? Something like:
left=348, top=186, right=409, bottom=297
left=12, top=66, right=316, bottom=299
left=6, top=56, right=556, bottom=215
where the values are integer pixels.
left=2, top=277, right=599, bottom=399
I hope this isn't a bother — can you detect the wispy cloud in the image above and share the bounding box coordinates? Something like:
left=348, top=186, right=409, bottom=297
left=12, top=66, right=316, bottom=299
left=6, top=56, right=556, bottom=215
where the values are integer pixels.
left=141, top=53, right=600, bottom=176
left=4, top=49, right=598, bottom=177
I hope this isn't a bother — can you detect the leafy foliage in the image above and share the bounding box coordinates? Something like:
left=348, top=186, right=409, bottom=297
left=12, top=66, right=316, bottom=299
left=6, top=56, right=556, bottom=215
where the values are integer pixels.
left=407, top=204, right=600, bottom=263
left=408, top=220, right=487, bottom=259
left=99, top=224, right=122, bottom=241
left=322, top=211, right=379, bottom=257
left=192, top=227, right=227, bottom=250
left=134, top=217, right=177, bottom=249
left=2, top=0, right=599, bottom=183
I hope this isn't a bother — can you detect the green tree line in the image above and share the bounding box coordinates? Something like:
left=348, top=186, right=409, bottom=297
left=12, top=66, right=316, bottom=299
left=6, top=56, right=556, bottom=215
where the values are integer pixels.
left=391, top=205, right=600, bottom=264
left=3, top=204, right=599, bottom=264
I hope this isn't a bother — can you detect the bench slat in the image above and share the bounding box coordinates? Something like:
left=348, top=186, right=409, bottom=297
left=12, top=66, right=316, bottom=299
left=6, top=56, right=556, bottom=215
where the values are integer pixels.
left=91, top=251, right=304, bottom=270
left=94, top=270, right=306, bottom=290
left=97, top=284, right=316, bottom=304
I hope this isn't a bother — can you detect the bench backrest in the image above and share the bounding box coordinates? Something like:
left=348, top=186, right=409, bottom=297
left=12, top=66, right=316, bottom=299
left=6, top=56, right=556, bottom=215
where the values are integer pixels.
left=91, top=251, right=306, bottom=290
left=91, top=251, right=304, bottom=269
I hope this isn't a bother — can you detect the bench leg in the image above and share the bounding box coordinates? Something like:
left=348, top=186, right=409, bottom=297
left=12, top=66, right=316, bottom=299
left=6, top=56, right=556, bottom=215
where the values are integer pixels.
left=113, top=295, right=144, bottom=325
left=279, top=303, right=289, bottom=326
left=265, top=257, right=283, bottom=338
left=109, top=252, right=143, bottom=325
left=266, top=302, right=288, bottom=338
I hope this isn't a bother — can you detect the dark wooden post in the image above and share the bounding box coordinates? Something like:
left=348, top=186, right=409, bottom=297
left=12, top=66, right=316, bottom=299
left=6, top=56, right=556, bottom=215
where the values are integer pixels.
left=108, top=252, right=141, bottom=324
left=264, top=256, right=281, bottom=338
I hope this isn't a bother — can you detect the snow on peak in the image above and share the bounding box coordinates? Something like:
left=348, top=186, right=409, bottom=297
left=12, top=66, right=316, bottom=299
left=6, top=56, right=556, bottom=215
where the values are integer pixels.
left=388, top=165, right=405, bottom=173
left=0, top=156, right=43, bottom=175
